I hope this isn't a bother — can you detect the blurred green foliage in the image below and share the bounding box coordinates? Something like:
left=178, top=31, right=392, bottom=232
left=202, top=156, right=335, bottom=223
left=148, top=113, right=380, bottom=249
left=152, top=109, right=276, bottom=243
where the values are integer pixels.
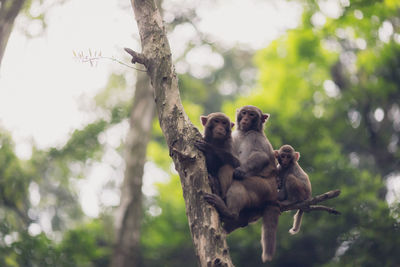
left=223, top=0, right=400, bottom=266
left=140, top=175, right=196, bottom=266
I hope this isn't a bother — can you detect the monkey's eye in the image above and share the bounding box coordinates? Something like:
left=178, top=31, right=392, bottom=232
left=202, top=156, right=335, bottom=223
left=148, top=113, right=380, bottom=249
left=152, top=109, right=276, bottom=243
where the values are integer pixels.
left=241, top=111, right=247, bottom=115
left=214, top=119, right=220, bottom=123
left=221, top=121, right=227, bottom=125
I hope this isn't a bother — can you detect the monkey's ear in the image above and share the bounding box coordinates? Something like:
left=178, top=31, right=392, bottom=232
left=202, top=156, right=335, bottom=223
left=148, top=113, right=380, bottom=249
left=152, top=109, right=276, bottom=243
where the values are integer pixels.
left=294, top=152, right=300, bottom=161
left=230, top=122, right=235, bottom=129
left=261, top=113, right=270, bottom=123
left=274, top=150, right=279, bottom=158
left=200, top=116, right=208, bottom=126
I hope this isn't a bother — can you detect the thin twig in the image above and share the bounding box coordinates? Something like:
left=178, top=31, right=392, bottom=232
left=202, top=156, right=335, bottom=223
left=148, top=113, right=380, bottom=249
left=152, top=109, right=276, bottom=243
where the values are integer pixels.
left=79, top=56, right=147, bottom=72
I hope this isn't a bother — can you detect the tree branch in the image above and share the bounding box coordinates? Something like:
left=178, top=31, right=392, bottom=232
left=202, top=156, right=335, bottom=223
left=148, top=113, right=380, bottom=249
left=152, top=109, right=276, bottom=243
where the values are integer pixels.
left=280, top=189, right=341, bottom=215
left=124, top=47, right=148, bottom=66
left=128, top=0, right=233, bottom=266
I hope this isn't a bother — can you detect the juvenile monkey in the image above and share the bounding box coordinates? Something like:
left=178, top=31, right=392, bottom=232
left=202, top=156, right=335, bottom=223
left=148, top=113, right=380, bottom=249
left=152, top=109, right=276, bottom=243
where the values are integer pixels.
left=195, top=112, right=240, bottom=199
left=275, top=144, right=311, bottom=235
left=232, top=105, right=276, bottom=179
left=204, top=105, right=280, bottom=262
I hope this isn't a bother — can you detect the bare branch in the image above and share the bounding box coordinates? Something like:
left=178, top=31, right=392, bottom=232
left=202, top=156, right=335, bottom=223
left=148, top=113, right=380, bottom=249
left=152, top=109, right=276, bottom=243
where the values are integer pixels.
left=280, top=190, right=341, bottom=215
left=307, top=205, right=341, bottom=215
left=124, top=47, right=148, bottom=66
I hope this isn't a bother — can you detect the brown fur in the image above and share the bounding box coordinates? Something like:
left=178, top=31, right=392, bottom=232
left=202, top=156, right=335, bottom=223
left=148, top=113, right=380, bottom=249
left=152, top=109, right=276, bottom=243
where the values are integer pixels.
left=203, top=106, right=280, bottom=262
left=196, top=112, right=239, bottom=198
left=275, top=144, right=311, bottom=234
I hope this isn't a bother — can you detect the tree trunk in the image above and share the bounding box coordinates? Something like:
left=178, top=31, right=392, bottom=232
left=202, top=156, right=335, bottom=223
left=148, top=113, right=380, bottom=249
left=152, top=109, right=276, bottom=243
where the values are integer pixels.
left=126, top=1, right=233, bottom=266
left=0, top=0, right=26, bottom=68
left=111, top=71, right=155, bottom=267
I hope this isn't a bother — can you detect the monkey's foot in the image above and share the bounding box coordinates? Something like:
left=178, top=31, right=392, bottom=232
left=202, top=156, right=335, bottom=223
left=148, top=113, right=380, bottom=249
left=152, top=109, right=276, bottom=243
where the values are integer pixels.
left=277, top=190, right=286, bottom=201
left=203, top=193, right=237, bottom=220
left=233, top=168, right=246, bottom=180
left=203, top=193, right=224, bottom=207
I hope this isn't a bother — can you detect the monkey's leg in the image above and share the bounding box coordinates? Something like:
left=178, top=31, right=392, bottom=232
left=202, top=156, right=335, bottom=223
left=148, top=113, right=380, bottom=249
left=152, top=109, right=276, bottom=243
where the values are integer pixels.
left=242, top=176, right=278, bottom=207
left=224, top=182, right=249, bottom=218
left=208, top=174, right=222, bottom=196
left=217, top=164, right=234, bottom=199
left=223, top=208, right=262, bottom=234
left=204, top=181, right=248, bottom=220
left=289, top=209, right=304, bottom=235
left=283, top=174, right=303, bottom=203
left=203, top=193, right=239, bottom=220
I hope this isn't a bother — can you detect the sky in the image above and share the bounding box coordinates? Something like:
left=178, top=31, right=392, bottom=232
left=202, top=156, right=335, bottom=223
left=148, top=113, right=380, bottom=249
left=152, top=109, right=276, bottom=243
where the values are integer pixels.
left=0, top=0, right=303, bottom=218
left=0, top=0, right=301, bottom=156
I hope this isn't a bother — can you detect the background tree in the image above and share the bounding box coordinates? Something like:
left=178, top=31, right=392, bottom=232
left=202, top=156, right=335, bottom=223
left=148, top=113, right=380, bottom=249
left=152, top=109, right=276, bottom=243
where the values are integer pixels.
left=0, top=0, right=26, bottom=67
left=111, top=71, right=155, bottom=267
left=0, top=0, right=67, bottom=67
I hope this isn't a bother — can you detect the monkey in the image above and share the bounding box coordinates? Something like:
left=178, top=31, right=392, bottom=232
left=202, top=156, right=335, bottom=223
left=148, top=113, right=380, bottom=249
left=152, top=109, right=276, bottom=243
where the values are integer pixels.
left=275, top=144, right=312, bottom=235
left=195, top=112, right=240, bottom=199
left=232, top=105, right=276, bottom=179
left=203, top=105, right=280, bottom=262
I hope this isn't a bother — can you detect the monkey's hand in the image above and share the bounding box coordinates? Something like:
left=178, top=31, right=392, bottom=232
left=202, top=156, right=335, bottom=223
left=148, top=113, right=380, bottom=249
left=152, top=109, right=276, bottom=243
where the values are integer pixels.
left=194, top=140, right=212, bottom=153
left=204, top=193, right=238, bottom=220
left=231, top=157, right=241, bottom=168
left=233, top=167, right=247, bottom=180
left=277, top=190, right=287, bottom=201
left=276, top=177, right=282, bottom=189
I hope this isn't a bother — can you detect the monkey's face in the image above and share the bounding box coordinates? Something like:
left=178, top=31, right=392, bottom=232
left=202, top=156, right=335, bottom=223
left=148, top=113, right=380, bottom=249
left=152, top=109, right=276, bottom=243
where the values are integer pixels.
left=210, top=117, right=230, bottom=140
left=201, top=113, right=233, bottom=142
left=237, top=108, right=259, bottom=132
left=278, top=151, right=293, bottom=168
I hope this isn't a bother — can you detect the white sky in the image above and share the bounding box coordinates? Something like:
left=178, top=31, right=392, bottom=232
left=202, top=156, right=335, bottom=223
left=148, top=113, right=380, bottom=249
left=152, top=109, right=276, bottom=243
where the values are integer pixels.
left=0, top=0, right=138, bottom=153
left=0, top=0, right=301, bottom=155
left=0, top=0, right=303, bottom=220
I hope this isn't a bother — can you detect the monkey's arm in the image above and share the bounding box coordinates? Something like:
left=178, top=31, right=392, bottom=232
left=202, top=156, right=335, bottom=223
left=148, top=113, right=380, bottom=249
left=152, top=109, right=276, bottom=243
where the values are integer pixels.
left=233, top=150, right=270, bottom=180
left=244, top=150, right=270, bottom=172
left=238, top=132, right=273, bottom=175
left=195, top=140, right=240, bottom=167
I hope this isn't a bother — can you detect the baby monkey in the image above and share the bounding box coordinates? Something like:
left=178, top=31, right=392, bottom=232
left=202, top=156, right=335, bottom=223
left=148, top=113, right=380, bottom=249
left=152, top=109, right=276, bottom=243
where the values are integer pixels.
left=275, top=145, right=311, bottom=235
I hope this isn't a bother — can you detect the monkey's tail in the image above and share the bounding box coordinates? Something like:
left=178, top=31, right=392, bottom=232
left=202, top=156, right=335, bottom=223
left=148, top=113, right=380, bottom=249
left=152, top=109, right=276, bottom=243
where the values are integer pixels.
left=261, top=205, right=280, bottom=262
left=289, top=209, right=303, bottom=235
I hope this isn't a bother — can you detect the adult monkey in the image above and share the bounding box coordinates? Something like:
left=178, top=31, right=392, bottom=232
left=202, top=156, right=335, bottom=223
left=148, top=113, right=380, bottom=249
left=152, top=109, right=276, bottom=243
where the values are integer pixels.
left=195, top=112, right=240, bottom=199
left=204, top=105, right=280, bottom=262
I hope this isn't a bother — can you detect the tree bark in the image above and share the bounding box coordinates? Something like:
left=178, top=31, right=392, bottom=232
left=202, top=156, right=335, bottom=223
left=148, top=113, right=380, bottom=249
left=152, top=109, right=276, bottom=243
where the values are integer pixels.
left=126, top=0, right=233, bottom=266
left=0, top=0, right=26, bottom=68
left=111, top=71, right=155, bottom=267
